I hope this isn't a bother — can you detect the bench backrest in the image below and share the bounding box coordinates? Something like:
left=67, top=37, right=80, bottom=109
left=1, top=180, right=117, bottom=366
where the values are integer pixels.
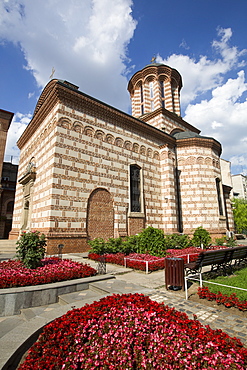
left=231, top=246, right=247, bottom=260
left=200, top=249, right=231, bottom=267
left=195, top=246, right=247, bottom=268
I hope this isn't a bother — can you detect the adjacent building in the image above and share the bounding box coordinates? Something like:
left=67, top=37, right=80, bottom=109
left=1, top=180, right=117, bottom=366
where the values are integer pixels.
left=9, top=63, right=234, bottom=253
left=231, top=174, right=247, bottom=199
left=0, top=109, right=17, bottom=238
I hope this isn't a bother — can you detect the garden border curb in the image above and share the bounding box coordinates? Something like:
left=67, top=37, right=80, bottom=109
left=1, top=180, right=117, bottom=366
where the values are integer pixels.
left=0, top=275, right=115, bottom=370
left=0, top=274, right=113, bottom=317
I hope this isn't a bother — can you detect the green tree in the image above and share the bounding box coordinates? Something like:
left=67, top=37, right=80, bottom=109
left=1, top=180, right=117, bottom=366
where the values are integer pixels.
left=16, top=231, right=47, bottom=269
left=191, top=227, right=211, bottom=248
left=232, top=198, right=247, bottom=234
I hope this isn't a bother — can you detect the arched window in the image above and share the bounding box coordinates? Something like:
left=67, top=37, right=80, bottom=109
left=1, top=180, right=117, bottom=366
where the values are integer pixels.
left=130, top=165, right=141, bottom=212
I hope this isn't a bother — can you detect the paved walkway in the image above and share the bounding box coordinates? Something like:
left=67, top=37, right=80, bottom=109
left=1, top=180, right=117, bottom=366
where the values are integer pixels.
left=0, top=246, right=247, bottom=369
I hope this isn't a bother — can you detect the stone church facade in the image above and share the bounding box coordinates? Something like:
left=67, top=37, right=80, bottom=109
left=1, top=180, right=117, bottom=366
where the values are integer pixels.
left=10, top=63, right=234, bottom=253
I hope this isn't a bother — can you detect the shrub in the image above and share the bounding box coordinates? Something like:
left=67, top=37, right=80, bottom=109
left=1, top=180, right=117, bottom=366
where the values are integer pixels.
left=226, top=237, right=237, bottom=248
left=121, top=234, right=139, bottom=254
left=214, top=236, right=226, bottom=246
left=16, top=231, right=46, bottom=269
left=88, top=227, right=167, bottom=256
left=87, top=238, right=106, bottom=255
left=191, top=227, right=211, bottom=248
left=137, top=226, right=166, bottom=256
left=164, top=234, right=191, bottom=249
left=105, top=237, right=123, bottom=254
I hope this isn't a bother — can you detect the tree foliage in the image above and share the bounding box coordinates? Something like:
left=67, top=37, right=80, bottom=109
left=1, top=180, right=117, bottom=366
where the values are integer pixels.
left=232, top=198, right=247, bottom=234
left=16, top=231, right=47, bottom=269
left=191, top=226, right=211, bottom=248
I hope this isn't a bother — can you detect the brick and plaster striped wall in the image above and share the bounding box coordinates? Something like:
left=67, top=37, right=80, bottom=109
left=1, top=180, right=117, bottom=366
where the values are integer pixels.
left=176, top=139, right=232, bottom=238
left=159, top=146, right=179, bottom=233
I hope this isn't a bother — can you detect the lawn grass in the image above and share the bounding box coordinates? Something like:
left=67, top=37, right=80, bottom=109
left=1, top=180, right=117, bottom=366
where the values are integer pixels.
left=204, top=266, right=247, bottom=301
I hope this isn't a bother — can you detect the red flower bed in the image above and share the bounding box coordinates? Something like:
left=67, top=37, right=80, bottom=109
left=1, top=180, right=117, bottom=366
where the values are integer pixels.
left=89, top=246, right=228, bottom=271
left=167, top=246, right=228, bottom=263
left=198, top=286, right=247, bottom=311
left=19, top=293, right=247, bottom=369
left=166, top=247, right=202, bottom=263
left=0, top=258, right=97, bottom=289
left=88, top=252, right=165, bottom=271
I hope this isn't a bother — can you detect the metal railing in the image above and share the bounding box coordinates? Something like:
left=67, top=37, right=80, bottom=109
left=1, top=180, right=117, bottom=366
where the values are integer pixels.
left=185, top=273, right=247, bottom=300
left=124, top=257, right=165, bottom=274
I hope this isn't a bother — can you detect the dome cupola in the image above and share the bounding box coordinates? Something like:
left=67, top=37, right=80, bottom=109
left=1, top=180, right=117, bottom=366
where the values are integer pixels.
left=128, top=63, right=182, bottom=118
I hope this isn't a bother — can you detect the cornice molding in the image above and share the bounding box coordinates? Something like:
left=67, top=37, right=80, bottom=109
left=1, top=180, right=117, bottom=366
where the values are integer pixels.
left=176, top=137, right=222, bottom=156
left=17, top=80, right=177, bottom=149
left=128, top=64, right=182, bottom=94
left=17, top=80, right=59, bottom=148
left=140, top=107, right=200, bottom=134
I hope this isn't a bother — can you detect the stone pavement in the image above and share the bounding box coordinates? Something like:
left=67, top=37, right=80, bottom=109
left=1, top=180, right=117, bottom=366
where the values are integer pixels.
left=0, top=249, right=247, bottom=369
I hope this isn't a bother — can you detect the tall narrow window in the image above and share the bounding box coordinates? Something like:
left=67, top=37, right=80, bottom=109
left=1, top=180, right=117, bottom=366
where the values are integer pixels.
left=130, top=165, right=141, bottom=212
left=216, top=178, right=224, bottom=216
left=149, top=82, right=154, bottom=98
left=140, top=84, right=144, bottom=115
left=149, top=81, right=154, bottom=111
left=171, top=85, right=176, bottom=112
left=160, top=81, right=165, bottom=108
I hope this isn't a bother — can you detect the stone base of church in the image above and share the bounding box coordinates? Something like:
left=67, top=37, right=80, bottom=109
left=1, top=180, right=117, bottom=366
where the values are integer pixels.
left=8, top=229, right=19, bottom=240
left=45, top=233, right=90, bottom=255
left=9, top=229, right=91, bottom=254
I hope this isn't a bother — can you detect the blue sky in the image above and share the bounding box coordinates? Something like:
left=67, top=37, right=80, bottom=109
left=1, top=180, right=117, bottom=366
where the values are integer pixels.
left=0, top=0, right=247, bottom=175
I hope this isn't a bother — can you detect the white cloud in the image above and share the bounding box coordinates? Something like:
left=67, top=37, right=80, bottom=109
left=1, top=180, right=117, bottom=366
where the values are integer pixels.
left=183, top=71, right=247, bottom=174
left=4, top=112, right=31, bottom=163
left=157, top=27, right=247, bottom=107
left=157, top=27, right=247, bottom=175
left=0, top=0, right=137, bottom=111
left=179, top=39, right=190, bottom=50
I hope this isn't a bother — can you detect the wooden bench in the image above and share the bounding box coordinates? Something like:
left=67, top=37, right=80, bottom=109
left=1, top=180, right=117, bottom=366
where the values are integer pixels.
left=184, top=245, right=247, bottom=276
left=184, top=245, right=247, bottom=299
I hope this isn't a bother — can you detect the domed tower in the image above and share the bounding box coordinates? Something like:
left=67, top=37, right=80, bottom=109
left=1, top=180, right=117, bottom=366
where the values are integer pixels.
left=128, top=63, right=182, bottom=121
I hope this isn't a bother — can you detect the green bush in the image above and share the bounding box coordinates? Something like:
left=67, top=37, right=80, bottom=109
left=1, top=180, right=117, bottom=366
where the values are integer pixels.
left=88, top=238, right=107, bottom=255
left=105, top=237, right=123, bottom=254
left=214, top=236, right=226, bottom=246
left=163, top=234, right=191, bottom=250
left=191, top=227, right=211, bottom=248
left=16, top=231, right=47, bottom=269
left=121, top=235, right=140, bottom=254
left=137, top=226, right=166, bottom=256
left=88, top=228, right=195, bottom=257
left=226, top=237, right=237, bottom=248
left=88, top=227, right=167, bottom=256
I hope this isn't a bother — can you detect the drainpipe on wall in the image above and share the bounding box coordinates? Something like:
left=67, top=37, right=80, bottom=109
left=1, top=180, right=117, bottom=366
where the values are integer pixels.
left=174, top=145, right=183, bottom=233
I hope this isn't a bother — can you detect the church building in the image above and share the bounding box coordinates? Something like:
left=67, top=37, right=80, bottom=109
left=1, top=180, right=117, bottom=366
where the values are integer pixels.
left=9, top=63, right=234, bottom=253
